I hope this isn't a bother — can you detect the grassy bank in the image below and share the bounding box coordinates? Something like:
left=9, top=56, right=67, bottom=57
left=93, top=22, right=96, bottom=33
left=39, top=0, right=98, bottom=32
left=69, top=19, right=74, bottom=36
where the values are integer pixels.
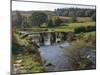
left=65, top=31, right=96, bottom=70
left=12, top=31, right=45, bottom=74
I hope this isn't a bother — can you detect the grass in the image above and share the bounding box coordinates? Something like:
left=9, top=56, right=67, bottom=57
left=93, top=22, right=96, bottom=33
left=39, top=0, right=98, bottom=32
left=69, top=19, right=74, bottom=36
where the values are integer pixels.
left=65, top=32, right=96, bottom=70
left=21, top=12, right=91, bottom=22
left=59, top=22, right=95, bottom=29
left=12, top=31, right=45, bottom=73
left=21, top=21, right=96, bottom=33
left=76, top=31, right=96, bottom=40
left=21, top=55, right=45, bottom=73
left=57, top=16, right=92, bottom=22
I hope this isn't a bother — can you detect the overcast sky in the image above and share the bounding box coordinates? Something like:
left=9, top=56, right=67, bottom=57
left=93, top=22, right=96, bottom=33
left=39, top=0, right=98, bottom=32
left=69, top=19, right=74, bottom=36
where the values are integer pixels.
left=12, top=0, right=96, bottom=11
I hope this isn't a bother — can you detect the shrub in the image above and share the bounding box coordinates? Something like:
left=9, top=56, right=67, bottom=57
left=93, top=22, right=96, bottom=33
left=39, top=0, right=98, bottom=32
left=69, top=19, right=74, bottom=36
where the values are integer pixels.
left=74, top=26, right=86, bottom=33
left=65, top=40, right=95, bottom=70
left=67, top=32, right=75, bottom=42
left=74, top=25, right=96, bottom=34
left=55, top=18, right=63, bottom=26
left=86, top=26, right=96, bottom=32
left=12, top=29, right=45, bottom=73
left=83, top=32, right=96, bottom=47
left=48, top=19, right=54, bottom=27
left=76, top=32, right=85, bottom=40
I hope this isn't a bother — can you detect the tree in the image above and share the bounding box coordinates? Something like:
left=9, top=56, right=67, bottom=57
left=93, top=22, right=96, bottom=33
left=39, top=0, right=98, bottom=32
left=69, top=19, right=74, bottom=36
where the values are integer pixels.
left=12, top=11, right=22, bottom=28
left=21, top=16, right=29, bottom=28
left=15, top=11, right=22, bottom=28
left=31, top=12, right=48, bottom=27
left=48, top=19, right=54, bottom=27
left=54, top=8, right=95, bottom=17
left=91, top=13, right=96, bottom=21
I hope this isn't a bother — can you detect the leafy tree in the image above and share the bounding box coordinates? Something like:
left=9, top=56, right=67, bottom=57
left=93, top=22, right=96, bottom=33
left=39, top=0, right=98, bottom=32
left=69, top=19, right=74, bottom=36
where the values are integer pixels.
left=31, top=12, right=48, bottom=27
left=48, top=19, right=54, bottom=27
left=91, top=13, right=96, bottom=21
left=85, top=10, right=94, bottom=17
left=15, top=11, right=22, bottom=28
left=55, top=8, right=95, bottom=17
left=21, top=16, right=31, bottom=28
left=12, top=11, right=22, bottom=28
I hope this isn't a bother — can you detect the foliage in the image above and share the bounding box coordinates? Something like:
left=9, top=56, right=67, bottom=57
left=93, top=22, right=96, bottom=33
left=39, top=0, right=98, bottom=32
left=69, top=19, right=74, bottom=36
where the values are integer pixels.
left=21, top=16, right=30, bottom=28
left=76, top=31, right=96, bottom=47
left=82, top=32, right=96, bottom=47
left=12, top=11, right=22, bottom=28
left=74, top=26, right=86, bottom=33
left=74, top=25, right=96, bottom=33
left=65, top=39, right=95, bottom=70
left=20, top=22, right=96, bottom=33
left=54, top=17, right=62, bottom=26
left=67, top=32, right=75, bottom=42
left=21, top=55, right=44, bottom=73
left=31, top=11, right=48, bottom=27
left=12, top=29, right=45, bottom=73
left=76, top=32, right=85, bottom=40
left=12, top=31, right=21, bottom=54
left=85, top=25, right=96, bottom=32
left=91, top=13, right=96, bottom=21
left=47, top=19, right=54, bottom=27
left=55, top=8, right=95, bottom=17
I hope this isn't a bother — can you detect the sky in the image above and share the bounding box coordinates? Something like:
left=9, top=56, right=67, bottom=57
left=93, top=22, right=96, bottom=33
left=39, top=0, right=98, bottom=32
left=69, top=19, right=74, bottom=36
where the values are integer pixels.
left=12, top=0, right=96, bottom=11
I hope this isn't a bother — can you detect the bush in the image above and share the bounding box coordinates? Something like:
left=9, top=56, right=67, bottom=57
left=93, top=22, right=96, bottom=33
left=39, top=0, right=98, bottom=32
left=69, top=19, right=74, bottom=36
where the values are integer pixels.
left=86, top=26, right=96, bottom=32
left=83, top=32, right=96, bottom=47
left=54, top=17, right=63, bottom=26
left=74, top=26, right=86, bottom=33
left=74, top=26, right=96, bottom=33
left=48, top=19, right=54, bottom=27
left=12, top=29, right=45, bottom=73
left=76, top=32, right=85, bottom=40
left=65, top=40, right=95, bottom=70
left=67, top=32, right=75, bottom=42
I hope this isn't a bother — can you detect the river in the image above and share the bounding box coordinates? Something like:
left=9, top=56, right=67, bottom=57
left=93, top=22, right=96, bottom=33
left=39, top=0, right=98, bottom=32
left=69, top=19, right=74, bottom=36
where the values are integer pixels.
left=21, top=31, right=74, bottom=72
left=12, top=31, right=96, bottom=73
left=39, top=42, right=73, bottom=72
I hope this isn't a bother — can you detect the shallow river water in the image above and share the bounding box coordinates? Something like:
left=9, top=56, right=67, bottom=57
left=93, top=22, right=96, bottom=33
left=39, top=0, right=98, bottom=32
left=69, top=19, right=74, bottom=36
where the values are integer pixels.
left=39, top=42, right=73, bottom=72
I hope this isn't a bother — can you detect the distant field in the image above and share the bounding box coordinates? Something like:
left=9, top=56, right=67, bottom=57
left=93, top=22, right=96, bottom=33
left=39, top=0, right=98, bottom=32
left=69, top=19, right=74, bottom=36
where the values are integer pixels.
left=54, top=16, right=92, bottom=22
left=60, top=16, right=91, bottom=22
left=20, top=13, right=92, bottom=23
left=21, top=21, right=96, bottom=32
left=21, top=13, right=31, bottom=17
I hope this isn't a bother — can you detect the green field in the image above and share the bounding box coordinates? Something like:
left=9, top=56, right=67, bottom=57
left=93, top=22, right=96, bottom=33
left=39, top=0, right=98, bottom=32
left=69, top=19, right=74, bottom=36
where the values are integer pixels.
left=21, top=21, right=95, bottom=32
